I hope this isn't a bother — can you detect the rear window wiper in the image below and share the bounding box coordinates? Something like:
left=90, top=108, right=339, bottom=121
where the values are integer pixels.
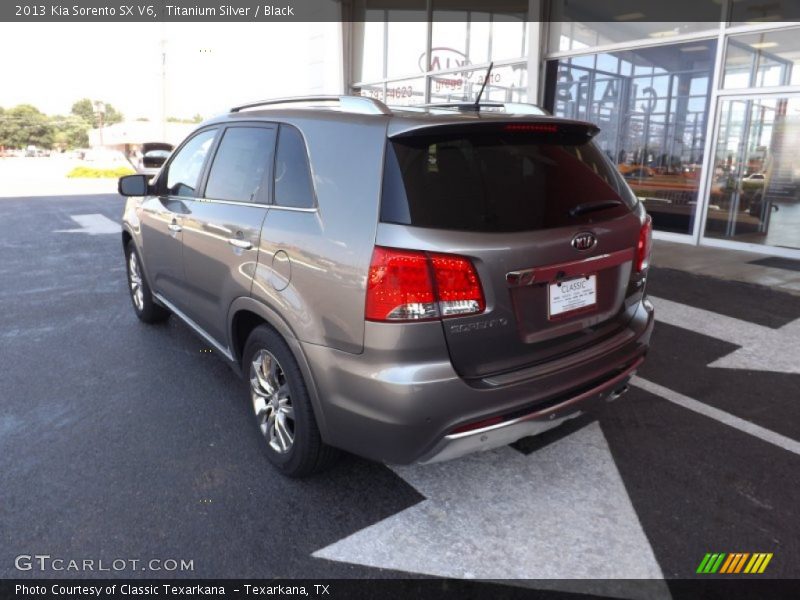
left=569, top=199, right=623, bottom=218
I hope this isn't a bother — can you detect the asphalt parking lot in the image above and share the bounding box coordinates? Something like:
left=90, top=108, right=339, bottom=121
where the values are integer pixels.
left=1, top=192, right=799, bottom=596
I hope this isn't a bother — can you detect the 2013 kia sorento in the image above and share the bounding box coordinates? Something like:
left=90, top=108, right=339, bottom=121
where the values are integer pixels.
left=117, top=95, right=654, bottom=477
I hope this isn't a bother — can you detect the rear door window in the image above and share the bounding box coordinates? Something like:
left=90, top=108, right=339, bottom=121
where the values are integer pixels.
left=273, top=125, right=316, bottom=209
left=382, top=127, right=637, bottom=232
left=204, top=126, right=276, bottom=204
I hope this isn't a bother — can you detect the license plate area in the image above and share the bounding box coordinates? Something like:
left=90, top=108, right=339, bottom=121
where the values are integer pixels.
left=548, top=274, right=597, bottom=319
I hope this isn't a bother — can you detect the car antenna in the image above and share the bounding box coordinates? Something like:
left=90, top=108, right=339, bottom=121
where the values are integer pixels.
left=473, top=62, right=494, bottom=111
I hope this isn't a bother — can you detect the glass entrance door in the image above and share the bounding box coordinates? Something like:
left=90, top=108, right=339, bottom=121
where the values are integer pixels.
left=703, top=95, right=800, bottom=251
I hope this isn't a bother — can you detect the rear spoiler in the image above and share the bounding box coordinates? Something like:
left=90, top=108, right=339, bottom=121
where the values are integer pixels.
left=388, top=120, right=601, bottom=141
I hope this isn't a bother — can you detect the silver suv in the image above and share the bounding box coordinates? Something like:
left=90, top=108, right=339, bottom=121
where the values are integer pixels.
left=118, top=95, right=654, bottom=476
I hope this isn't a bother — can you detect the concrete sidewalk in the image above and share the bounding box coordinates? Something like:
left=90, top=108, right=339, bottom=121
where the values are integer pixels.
left=652, top=239, right=800, bottom=296
left=0, top=156, right=120, bottom=198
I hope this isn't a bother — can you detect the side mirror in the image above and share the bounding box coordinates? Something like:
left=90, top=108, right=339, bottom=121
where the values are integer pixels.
left=119, top=174, right=149, bottom=197
left=143, top=150, right=170, bottom=169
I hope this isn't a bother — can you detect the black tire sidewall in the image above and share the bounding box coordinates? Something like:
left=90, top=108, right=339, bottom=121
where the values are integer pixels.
left=242, top=325, right=322, bottom=476
left=125, top=240, right=168, bottom=323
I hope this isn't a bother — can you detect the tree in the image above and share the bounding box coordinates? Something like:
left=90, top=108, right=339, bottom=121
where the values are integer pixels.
left=70, top=98, right=124, bottom=128
left=167, top=114, right=204, bottom=124
left=51, top=115, right=89, bottom=149
left=70, top=98, right=95, bottom=125
left=0, top=104, right=54, bottom=148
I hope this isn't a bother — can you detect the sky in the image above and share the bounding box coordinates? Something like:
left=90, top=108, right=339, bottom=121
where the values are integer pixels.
left=0, top=22, right=338, bottom=120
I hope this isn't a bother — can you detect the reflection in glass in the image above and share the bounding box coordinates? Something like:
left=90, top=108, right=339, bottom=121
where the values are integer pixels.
left=723, top=27, right=800, bottom=89
left=546, top=41, right=717, bottom=235
left=548, top=11, right=718, bottom=53
left=704, top=97, right=800, bottom=250
left=431, top=5, right=527, bottom=74
left=385, top=77, right=427, bottom=106
left=429, top=64, right=527, bottom=103
left=352, top=83, right=386, bottom=102
left=352, top=20, right=385, bottom=83
left=387, top=19, right=428, bottom=78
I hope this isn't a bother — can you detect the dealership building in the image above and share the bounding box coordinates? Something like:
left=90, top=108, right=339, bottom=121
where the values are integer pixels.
left=316, top=2, right=800, bottom=258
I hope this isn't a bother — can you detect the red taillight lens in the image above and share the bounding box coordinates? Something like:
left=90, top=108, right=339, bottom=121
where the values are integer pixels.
left=365, top=247, right=437, bottom=321
left=365, top=247, right=485, bottom=322
left=636, top=215, right=653, bottom=273
left=430, top=253, right=486, bottom=317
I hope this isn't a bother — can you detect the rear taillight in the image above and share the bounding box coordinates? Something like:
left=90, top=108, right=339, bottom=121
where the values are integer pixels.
left=430, top=253, right=485, bottom=317
left=366, top=246, right=485, bottom=322
left=635, top=215, right=653, bottom=273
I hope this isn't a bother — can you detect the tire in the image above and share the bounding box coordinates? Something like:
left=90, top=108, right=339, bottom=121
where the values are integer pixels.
left=243, top=325, right=339, bottom=477
left=125, top=240, right=170, bottom=324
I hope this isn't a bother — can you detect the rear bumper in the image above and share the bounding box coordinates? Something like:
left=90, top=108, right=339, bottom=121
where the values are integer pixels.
left=417, top=358, right=639, bottom=463
left=302, top=298, right=654, bottom=464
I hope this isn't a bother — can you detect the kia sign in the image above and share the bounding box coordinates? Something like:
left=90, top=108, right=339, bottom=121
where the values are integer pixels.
left=419, top=47, right=472, bottom=82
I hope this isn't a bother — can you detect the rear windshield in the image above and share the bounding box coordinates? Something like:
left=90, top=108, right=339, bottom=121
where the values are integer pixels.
left=381, top=129, right=637, bottom=233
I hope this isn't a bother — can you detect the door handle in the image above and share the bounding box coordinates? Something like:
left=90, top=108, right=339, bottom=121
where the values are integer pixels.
left=227, top=238, right=252, bottom=250
left=168, top=222, right=182, bottom=233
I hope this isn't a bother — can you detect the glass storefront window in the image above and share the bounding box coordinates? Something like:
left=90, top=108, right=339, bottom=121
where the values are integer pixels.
left=704, top=96, right=800, bottom=250
left=352, top=83, right=386, bottom=103
left=430, top=5, right=527, bottom=74
left=549, top=21, right=718, bottom=53
left=385, top=77, right=426, bottom=106
left=387, top=19, right=428, bottom=78
left=723, top=27, right=800, bottom=89
left=352, top=21, right=385, bottom=83
left=429, top=63, right=527, bottom=103
left=545, top=41, right=717, bottom=235
left=547, top=1, right=721, bottom=52
left=490, top=16, right=527, bottom=61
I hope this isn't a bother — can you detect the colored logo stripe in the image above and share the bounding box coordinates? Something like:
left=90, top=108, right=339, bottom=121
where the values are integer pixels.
left=744, top=553, right=773, bottom=574
left=697, top=553, right=726, bottom=573
left=719, top=553, right=749, bottom=573
left=697, top=552, right=773, bottom=574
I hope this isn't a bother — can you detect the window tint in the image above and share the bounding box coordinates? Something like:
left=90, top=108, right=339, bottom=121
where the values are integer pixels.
left=205, top=127, right=275, bottom=203
left=274, top=126, right=315, bottom=208
left=382, top=129, right=636, bottom=233
left=165, top=130, right=216, bottom=197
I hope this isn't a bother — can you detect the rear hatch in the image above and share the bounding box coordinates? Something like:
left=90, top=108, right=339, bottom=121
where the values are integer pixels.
left=377, top=119, right=647, bottom=380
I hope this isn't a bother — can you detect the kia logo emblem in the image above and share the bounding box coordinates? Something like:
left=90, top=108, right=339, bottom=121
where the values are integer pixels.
left=571, top=232, right=597, bottom=251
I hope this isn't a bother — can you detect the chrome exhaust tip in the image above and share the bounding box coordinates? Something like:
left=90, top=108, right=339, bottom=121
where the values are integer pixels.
left=609, top=384, right=629, bottom=401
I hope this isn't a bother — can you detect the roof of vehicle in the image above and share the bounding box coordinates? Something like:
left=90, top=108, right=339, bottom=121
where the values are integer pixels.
left=200, top=96, right=599, bottom=138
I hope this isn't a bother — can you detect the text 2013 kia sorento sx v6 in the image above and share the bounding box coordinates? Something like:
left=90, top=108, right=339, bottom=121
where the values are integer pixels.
left=118, top=96, right=654, bottom=477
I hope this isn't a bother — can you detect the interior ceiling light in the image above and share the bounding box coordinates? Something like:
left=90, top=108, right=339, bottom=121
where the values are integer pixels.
left=749, top=42, right=779, bottom=49
left=614, top=12, right=645, bottom=21
left=680, top=45, right=710, bottom=52
left=649, top=30, right=680, bottom=38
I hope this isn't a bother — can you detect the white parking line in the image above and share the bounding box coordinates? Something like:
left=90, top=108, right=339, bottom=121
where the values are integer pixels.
left=54, top=214, right=120, bottom=235
left=315, top=422, right=668, bottom=597
left=650, top=296, right=800, bottom=375
left=633, top=376, right=800, bottom=457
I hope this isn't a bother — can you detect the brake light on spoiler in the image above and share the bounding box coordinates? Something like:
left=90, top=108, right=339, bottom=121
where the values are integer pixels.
left=366, top=246, right=486, bottom=322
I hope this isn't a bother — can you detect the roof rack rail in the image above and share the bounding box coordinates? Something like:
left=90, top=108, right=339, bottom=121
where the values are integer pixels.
left=415, top=102, right=549, bottom=116
left=230, top=95, right=392, bottom=116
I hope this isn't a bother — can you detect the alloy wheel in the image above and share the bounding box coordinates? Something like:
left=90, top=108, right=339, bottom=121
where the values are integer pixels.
left=128, top=251, right=144, bottom=311
left=250, top=349, right=295, bottom=454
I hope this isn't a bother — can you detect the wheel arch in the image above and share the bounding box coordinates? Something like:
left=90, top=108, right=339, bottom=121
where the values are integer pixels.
left=228, top=297, right=329, bottom=440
